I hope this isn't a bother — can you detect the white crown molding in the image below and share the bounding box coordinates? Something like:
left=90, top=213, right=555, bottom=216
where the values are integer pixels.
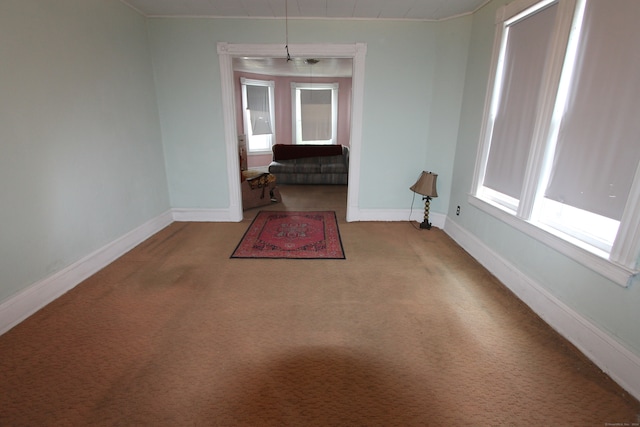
left=121, top=0, right=493, bottom=22
left=444, top=217, right=640, bottom=402
left=0, top=211, right=174, bottom=336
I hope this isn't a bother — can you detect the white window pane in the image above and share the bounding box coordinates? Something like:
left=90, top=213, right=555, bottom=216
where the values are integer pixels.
left=241, top=78, right=275, bottom=153
left=301, top=104, right=331, bottom=141
left=538, top=197, right=619, bottom=253
left=483, top=3, right=558, bottom=200
left=292, top=83, right=338, bottom=145
left=246, top=85, right=272, bottom=136
left=480, top=187, right=519, bottom=213
left=248, top=134, right=271, bottom=151
left=249, top=110, right=272, bottom=135
left=300, top=89, right=332, bottom=141
left=544, top=0, right=640, bottom=221
left=246, top=85, right=269, bottom=111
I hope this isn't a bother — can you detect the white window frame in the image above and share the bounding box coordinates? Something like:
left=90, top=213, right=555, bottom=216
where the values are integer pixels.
left=470, top=0, right=640, bottom=287
left=291, top=82, right=338, bottom=145
left=241, top=77, right=275, bottom=154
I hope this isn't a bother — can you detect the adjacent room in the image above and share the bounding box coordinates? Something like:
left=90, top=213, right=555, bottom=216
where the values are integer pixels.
left=233, top=55, right=352, bottom=212
left=1, top=0, right=639, bottom=424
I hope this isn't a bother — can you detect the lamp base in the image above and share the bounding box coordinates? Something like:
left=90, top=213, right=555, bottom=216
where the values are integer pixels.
left=419, top=221, right=432, bottom=230
left=419, top=196, right=433, bottom=230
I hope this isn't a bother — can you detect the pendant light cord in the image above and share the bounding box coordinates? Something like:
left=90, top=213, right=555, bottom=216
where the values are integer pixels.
left=285, top=0, right=291, bottom=61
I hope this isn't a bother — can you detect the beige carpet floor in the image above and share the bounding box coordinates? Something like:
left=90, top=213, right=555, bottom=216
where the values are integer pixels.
left=1, top=185, right=638, bottom=426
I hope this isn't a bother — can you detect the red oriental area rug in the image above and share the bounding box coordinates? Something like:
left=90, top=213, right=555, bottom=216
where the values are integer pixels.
left=231, top=211, right=345, bottom=259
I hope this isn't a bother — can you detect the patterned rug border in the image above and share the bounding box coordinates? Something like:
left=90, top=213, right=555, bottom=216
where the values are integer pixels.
left=231, top=211, right=346, bottom=260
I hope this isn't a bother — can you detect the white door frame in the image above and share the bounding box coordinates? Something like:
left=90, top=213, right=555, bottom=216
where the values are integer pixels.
left=217, top=42, right=367, bottom=222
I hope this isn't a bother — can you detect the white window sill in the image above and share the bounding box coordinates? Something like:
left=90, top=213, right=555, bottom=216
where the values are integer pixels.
left=468, top=195, right=637, bottom=288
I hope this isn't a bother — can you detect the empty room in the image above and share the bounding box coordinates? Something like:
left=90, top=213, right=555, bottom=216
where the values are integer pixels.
left=1, top=0, right=639, bottom=425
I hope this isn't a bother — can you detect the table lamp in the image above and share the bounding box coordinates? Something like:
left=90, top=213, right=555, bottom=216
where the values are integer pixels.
left=410, top=171, right=438, bottom=229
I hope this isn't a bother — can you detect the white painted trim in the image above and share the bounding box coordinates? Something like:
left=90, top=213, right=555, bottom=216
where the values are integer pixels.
left=170, top=206, right=445, bottom=227
left=171, top=208, right=237, bottom=222
left=471, top=6, right=504, bottom=197
left=290, top=82, right=339, bottom=146
left=518, top=0, right=577, bottom=219
left=0, top=211, right=174, bottom=336
left=350, top=209, right=446, bottom=228
left=611, top=160, right=640, bottom=269
left=346, top=43, right=367, bottom=222
left=118, top=0, right=145, bottom=16
left=497, top=0, right=555, bottom=22
left=444, top=217, right=640, bottom=402
left=218, top=45, right=244, bottom=222
left=217, top=42, right=367, bottom=223
left=469, top=195, right=636, bottom=287
left=120, top=0, right=492, bottom=22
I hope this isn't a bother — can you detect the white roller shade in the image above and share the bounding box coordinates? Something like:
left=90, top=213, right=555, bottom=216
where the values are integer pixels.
left=300, top=89, right=332, bottom=141
left=544, top=0, right=640, bottom=221
left=484, top=4, right=558, bottom=200
left=246, top=84, right=272, bottom=135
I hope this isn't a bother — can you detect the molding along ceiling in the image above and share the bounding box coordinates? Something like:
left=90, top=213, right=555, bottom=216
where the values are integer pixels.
left=122, top=0, right=492, bottom=77
left=121, top=0, right=491, bottom=21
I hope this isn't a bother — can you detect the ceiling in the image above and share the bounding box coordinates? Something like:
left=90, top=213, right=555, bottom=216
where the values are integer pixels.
left=122, top=0, right=490, bottom=21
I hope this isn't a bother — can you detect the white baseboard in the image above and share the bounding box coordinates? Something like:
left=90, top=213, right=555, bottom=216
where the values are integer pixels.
left=172, top=208, right=240, bottom=222
left=444, top=217, right=640, bottom=402
left=348, top=208, right=446, bottom=228
left=0, top=211, right=174, bottom=336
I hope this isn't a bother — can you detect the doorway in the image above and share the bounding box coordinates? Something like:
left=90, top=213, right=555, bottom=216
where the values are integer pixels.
left=217, top=42, right=367, bottom=223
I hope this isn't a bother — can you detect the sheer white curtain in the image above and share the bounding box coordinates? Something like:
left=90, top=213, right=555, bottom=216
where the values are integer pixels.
left=300, top=89, right=332, bottom=141
left=544, top=0, right=640, bottom=221
left=483, top=4, right=558, bottom=200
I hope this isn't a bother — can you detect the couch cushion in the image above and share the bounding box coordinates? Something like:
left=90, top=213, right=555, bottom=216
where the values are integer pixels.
left=320, top=163, right=348, bottom=174
left=269, top=161, right=321, bottom=174
left=272, top=144, right=343, bottom=161
left=317, top=154, right=345, bottom=165
left=291, top=163, right=321, bottom=173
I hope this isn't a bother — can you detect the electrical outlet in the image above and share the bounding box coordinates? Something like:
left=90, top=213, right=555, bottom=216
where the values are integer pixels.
left=456, top=206, right=461, bottom=216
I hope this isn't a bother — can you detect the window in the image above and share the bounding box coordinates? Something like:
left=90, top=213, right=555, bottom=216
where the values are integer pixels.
left=291, top=83, right=338, bottom=145
left=241, top=78, right=275, bottom=153
left=479, top=1, right=559, bottom=213
left=471, top=0, right=640, bottom=286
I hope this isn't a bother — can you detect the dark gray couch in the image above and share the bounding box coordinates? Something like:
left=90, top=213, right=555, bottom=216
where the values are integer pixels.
left=268, top=144, right=349, bottom=185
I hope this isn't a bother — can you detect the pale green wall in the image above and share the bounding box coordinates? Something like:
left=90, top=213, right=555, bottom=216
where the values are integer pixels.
left=147, top=17, right=472, bottom=213
left=0, top=0, right=170, bottom=302
left=450, top=0, right=640, bottom=356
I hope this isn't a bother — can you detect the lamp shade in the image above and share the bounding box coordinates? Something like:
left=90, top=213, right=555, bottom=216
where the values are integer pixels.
left=410, top=171, right=438, bottom=197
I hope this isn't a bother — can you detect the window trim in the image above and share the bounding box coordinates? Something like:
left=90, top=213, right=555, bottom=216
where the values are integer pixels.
left=468, top=195, right=636, bottom=287
left=241, top=77, right=275, bottom=154
left=471, top=0, right=640, bottom=287
left=291, top=82, right=339, bottom=145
